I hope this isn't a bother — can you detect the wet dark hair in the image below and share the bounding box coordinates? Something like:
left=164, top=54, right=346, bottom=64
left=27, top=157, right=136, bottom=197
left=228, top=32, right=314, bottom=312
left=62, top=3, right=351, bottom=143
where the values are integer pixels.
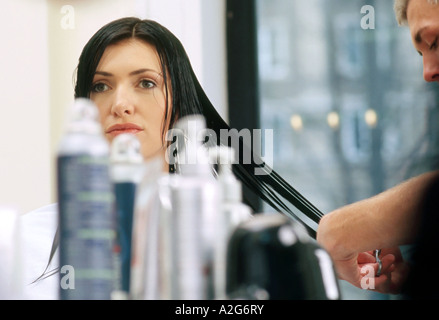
left=74, top=17, right=323, bottom=237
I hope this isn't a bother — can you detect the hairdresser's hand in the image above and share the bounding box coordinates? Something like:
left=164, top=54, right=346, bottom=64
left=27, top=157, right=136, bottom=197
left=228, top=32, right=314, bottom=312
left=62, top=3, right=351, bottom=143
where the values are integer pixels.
left=372, top=247, right=410, bottom=294
left=333, top=247, right=409, bottom=294
left=331, top=250, right=393, bottom=293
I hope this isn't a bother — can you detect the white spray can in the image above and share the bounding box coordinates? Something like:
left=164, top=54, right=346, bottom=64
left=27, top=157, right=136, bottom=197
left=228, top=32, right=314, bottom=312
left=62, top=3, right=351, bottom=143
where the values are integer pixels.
left=167, top=115, right=220, bottom=300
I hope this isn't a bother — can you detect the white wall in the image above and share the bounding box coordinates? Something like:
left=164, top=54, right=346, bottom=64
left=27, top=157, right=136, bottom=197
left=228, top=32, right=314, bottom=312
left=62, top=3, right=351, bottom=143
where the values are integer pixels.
left=0, top=0, right=227, bottom=215
left=0, top=0, right=51, bottom=215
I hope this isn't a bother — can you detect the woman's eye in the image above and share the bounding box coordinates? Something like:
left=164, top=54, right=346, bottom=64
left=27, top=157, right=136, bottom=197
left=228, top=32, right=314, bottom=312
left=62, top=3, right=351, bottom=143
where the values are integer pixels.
left=139, top=79, right=155, bottom=89
left=92, top=82, right=109, bottom=93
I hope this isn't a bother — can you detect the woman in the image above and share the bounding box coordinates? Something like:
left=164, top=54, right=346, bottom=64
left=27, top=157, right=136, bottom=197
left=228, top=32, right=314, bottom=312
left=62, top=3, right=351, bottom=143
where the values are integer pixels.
left=30, top=17, right=323, bottom=293
left=74, top=17, right=323, bottom=232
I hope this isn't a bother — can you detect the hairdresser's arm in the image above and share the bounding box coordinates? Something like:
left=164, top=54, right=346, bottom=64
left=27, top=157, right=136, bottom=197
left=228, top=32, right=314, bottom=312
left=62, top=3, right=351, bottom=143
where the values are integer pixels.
left=317, top=170, right=439, bottom=292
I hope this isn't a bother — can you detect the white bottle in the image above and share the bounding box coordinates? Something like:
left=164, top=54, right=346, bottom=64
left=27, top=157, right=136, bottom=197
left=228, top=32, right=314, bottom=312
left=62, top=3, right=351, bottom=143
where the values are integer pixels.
left=213, top=146, right=253, bottom=300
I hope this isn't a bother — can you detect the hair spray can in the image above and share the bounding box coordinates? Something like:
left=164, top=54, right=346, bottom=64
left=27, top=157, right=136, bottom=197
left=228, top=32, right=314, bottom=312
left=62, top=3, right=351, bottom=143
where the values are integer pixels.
left=57, top=98, right=115, bottom=300
left=167, top=115, right=220, bottom=300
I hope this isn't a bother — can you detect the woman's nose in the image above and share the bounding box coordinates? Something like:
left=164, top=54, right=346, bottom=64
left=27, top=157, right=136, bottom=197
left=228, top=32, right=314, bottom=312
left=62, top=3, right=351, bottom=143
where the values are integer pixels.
left=111, top=87, right=135, bottom=117
left=423, top=53, right=439, bottom=82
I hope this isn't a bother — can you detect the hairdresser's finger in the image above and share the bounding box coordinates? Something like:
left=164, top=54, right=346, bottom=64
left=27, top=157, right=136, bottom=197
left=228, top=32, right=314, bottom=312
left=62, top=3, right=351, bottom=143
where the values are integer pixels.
left=374, top=273, right=392, bottom=293
left=358, top=252, right=376, bottom=264
left=378, top=254, right=396, bottom=275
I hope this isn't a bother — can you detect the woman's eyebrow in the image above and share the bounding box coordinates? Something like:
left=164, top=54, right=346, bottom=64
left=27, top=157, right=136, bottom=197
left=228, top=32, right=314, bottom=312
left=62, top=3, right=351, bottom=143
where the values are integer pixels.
left=94, top=71, right=113, bottom=77
left=94, top=68, right=161, bottom=77
left=129, top=68, right=160, bottom=76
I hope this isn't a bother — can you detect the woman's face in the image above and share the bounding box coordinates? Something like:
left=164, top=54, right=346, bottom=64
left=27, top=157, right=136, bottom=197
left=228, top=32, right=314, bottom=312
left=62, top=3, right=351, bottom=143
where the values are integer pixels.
left=90, top=39, right=171, bottom=160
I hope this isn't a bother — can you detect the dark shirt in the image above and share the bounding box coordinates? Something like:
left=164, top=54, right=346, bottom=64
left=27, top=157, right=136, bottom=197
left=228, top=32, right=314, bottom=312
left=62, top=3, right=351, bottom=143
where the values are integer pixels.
left=402, top=175, right=439, bottom=299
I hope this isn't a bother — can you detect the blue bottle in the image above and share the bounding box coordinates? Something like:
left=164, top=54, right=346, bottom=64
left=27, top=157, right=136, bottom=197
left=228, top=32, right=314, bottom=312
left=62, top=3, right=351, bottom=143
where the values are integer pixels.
left=110, top=133, right=144, bottom=298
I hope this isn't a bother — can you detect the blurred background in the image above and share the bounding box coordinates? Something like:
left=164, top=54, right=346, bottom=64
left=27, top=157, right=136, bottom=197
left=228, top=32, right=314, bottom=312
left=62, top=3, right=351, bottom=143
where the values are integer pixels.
left=255, top=0, right=439, bottom=217
left=1, top=0, right=438, bottom=300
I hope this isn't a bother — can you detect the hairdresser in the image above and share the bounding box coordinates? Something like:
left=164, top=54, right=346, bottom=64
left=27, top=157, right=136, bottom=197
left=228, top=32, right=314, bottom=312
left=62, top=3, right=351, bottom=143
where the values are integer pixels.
left=316, top=0, right=439, bottom=299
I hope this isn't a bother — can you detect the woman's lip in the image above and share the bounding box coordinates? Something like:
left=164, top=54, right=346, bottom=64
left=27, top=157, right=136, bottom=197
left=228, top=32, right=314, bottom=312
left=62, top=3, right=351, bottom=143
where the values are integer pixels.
left=106, top=123, right=143, bottom=136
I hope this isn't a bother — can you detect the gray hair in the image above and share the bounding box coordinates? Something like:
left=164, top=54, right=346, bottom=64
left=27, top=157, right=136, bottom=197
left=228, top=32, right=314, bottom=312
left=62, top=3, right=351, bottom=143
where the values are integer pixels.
left=394, top=0, right=439, bottom=26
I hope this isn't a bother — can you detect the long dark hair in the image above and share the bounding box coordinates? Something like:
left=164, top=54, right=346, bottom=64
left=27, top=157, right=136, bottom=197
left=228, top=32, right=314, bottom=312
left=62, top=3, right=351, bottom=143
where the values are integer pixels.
left=74, top=17, right=323, bottom=237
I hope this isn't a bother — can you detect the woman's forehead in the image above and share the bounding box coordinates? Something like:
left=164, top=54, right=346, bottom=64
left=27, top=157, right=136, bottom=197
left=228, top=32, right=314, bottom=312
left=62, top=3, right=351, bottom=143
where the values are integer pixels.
left=96, top=38, right=162, bottom=73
